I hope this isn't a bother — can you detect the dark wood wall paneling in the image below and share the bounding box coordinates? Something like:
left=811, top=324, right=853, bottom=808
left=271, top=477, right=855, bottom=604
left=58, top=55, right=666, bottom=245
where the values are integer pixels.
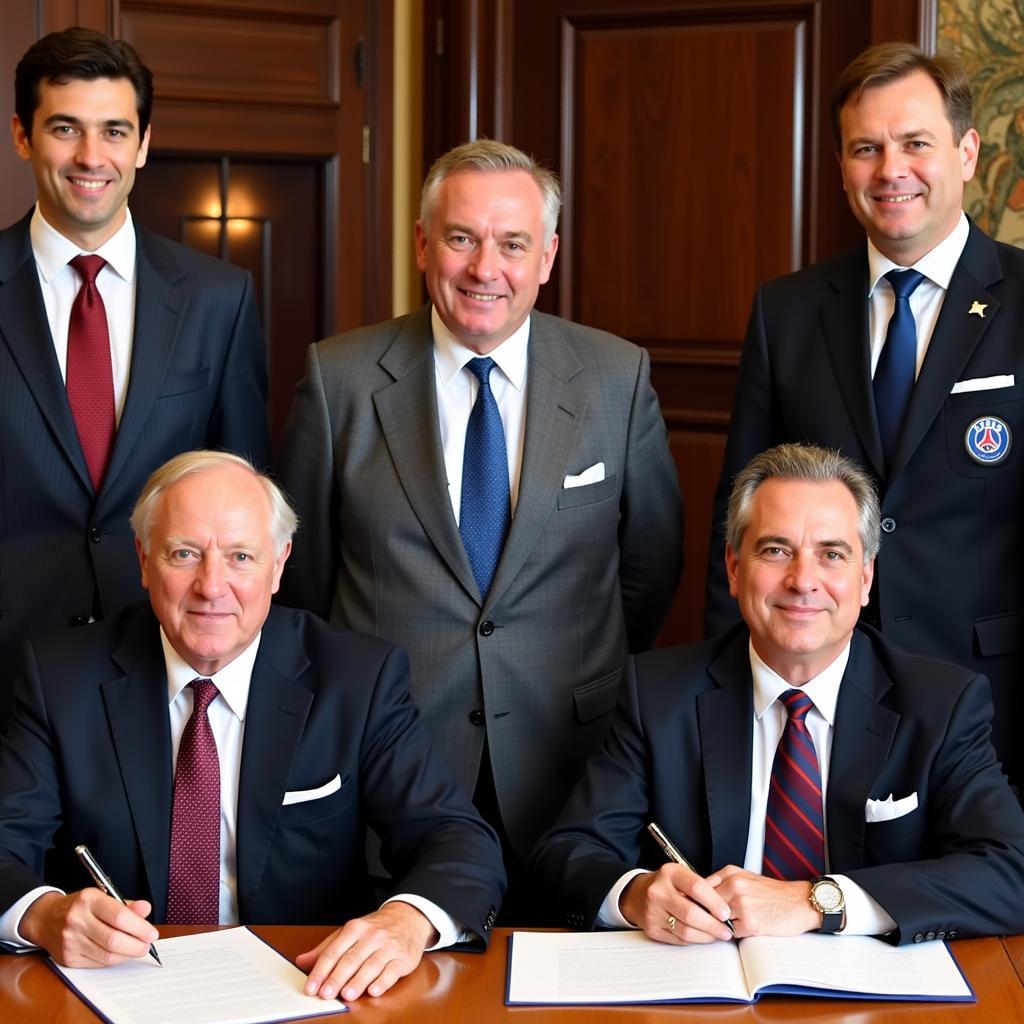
left=426, top=0, right=929, bottom=645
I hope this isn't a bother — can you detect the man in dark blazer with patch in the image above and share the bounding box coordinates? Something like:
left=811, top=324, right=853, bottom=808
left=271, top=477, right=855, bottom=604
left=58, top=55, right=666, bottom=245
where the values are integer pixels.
left=278, top=140, right=682, bottom=915
left=706, top=44, right=1024, bottom=788
left=535, top=444, right=1024, bottom=945
left=0, top=29, right=269, bottom=725
left=0, top=452, right=504, bottom=1002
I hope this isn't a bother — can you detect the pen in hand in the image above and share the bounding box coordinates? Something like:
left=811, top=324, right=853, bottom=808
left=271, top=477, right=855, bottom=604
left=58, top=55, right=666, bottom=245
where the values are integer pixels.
left=647, top=822, right=736, bottom=934
left=74, top=844, right=163, bottom=966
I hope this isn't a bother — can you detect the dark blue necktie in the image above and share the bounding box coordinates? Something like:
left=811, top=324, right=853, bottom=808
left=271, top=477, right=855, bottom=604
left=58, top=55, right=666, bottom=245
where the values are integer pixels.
left=873, top=269, right=925, bottom=466
left=460, top=357, right=510, bottom=598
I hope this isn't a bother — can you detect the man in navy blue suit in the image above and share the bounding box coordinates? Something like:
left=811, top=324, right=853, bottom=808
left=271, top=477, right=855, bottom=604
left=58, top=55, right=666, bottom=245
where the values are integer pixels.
left=0, top=28, right=269, bottom=726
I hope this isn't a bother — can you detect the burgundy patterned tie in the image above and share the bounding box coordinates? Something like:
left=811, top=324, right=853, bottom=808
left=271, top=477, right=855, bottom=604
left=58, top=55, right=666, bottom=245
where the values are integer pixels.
left=762, top=689, right=826, bottom=880
left=66, top=255, right=115, bottom=490
left=166, top=679, right=221, bottom=924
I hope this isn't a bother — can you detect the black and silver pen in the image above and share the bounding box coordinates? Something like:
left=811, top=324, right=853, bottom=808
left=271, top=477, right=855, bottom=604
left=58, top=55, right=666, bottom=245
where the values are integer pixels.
left=75, top=844, right=163, bottom=966
left=647, top=821, right=735, bottom=934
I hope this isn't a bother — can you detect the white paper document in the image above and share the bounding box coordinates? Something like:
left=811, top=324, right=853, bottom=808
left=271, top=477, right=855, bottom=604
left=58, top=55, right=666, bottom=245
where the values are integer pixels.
left=506, top=930, right=974, bottom=1005
left=51, top=926, right=346, bottom=1024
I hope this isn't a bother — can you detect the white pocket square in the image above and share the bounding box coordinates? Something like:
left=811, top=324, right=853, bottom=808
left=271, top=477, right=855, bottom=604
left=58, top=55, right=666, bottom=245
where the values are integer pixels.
left=950, top=374, right=1015, bottom=394
left=283, top=773, right=342, bottom=806
left=563, top=462, right=605, bottom=489
left=865, top=791, right=918, bottom=822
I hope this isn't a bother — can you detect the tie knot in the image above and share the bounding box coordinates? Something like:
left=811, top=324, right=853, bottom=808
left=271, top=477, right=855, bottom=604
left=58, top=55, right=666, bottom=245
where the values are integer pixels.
left=189, top=678, right=219, bottom=714
left=70, top=254, right=106, bottom=285
left=780, top=688, right=813, bottom=722
left=465, top=356, right=497, bottom=387
left=885, top=268, right=925, bottom=301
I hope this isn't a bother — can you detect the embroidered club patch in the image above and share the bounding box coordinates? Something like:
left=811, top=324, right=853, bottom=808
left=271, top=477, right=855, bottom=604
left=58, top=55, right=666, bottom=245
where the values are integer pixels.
left=965, top=416, right=1011, bottom=465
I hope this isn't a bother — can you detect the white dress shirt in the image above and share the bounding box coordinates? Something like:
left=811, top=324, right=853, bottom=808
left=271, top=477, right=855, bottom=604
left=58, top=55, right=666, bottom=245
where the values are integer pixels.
left=431, top=306, right=529, bottom=523
left=30, top=204, right=138, bottom=425
left=868, top=211, right=969, bottom=380
left=599, top=641, right=897, bottom=936
left=1, top=632, right=462, bottom=949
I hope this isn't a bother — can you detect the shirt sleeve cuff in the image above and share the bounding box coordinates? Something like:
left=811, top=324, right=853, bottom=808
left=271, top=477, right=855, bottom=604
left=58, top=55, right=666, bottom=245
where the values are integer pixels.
left=382, top=894, right=466, bottom=950
left=831, top=874, right=897, bottom=936
left=0, top=887, right=65, bottom=948
left=597, top=869, right=649, bottom=929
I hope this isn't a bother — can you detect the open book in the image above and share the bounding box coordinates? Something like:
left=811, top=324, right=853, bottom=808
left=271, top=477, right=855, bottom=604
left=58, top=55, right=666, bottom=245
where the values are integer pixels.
left=506, top=930, right=974, bottom=1005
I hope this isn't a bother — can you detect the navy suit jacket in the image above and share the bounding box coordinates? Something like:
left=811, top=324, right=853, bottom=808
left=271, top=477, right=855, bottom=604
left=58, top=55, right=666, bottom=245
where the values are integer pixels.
left=531, top=626, right=1024, bottom=944
left=0, top=211, right=270, bottom=723
left=0, top=604, right=504, bottom=940
left=706, top=221, right=1024, bottom=784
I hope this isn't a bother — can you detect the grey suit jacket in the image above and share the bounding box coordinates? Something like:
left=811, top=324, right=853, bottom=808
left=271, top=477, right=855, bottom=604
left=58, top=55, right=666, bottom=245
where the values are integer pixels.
left=0, top=211, right=270, bottom=724
left=278, top=305, right=683, bottom=857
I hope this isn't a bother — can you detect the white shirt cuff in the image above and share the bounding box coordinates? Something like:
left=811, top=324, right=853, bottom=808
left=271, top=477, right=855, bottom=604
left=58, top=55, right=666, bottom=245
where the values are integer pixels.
left=597, top=869, right=649, bottom=929
left=383, top=893, right=466, bottom=950
left=0, top=886, right=64, bottom=948
left=831, top=875, right=897, bottom=936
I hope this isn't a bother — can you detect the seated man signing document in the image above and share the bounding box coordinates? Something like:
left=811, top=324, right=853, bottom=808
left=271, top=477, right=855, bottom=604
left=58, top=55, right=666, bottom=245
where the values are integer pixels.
left=0, top=451, right=505, bottom=1001
left=532, top=443, right=1024, bottom=944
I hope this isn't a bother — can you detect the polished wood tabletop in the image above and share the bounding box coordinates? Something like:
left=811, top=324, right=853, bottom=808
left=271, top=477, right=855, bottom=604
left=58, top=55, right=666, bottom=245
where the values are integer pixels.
left=3, top=926, right=1022, bottom=1023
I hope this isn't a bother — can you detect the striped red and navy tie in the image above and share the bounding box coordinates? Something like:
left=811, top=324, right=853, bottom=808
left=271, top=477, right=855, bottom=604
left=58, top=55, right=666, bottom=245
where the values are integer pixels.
left=762, top=688, right=825, bottom=880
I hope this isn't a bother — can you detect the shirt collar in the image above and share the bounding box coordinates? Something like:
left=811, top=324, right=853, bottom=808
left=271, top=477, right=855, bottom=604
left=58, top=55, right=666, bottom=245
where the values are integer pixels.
left=30, top=203, right=137, bottom=285
left=161, top=627, right=262, bottom=723
left=749, top=638, right=851, bottom=727
left=430, top=305, right=529, bottom=391
left=867, top=210, right=968, bottom=295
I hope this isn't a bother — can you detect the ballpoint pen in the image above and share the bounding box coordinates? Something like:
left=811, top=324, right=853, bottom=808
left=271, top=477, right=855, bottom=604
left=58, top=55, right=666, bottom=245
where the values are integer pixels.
left=647, top=821, right=736, bottom=934
left=74, top=844, right=163, bottom=966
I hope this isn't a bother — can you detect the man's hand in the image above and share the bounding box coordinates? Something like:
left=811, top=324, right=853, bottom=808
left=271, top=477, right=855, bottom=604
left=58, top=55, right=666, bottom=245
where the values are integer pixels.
left=296, top=901, right=439, bottom=1001
left=709, top=866, right=818, bottom=937
left=19, top=890, right=158, bottom=967
left=619, top=864, right=734, bottom=945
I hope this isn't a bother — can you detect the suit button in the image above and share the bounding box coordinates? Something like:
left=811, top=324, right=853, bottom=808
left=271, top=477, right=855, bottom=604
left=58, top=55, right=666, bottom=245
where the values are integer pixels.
left=89, top=527, right=102, bottom=543
left=948, top=929, right=959, bottom=939
left=484, top=907, right=496, bottom=930
left=68, top=614, right=89, bottom=627
left=881, top=516, right=896, bottom=533
left=936, top=931, right=946, bottom=940
left=469, top=709, right=485, bottom=726
left=913, top=933, right=924, bottom=943
left=479, top=620, right=494, bottom=637
left=926, top=931, right=936, bottom=941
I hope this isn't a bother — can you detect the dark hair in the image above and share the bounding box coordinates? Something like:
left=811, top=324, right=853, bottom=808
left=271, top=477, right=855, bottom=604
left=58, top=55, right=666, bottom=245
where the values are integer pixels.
left=830, top=42, right=973, bottom=151
left=15, top=27, right=154, bottom=142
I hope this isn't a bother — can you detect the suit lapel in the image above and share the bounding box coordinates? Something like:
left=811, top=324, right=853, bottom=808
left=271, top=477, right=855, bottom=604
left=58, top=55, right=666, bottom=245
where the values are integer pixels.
left=485, top=315, right=585, bottom=610
left=890, top=224, right=1002, bottom=478
left=0, top=213, right=94, bottom=493
left=235, top=608, right=314, bottom=919
left=374, top=306, right=480, bottom=602
left=825, top=631, right=899, bottom=871
left=98, top=228, right=186, bottom=511
left=820, top=250, right=886, bottom=478
left=102, top=610, right=174, bottom=919
left=700, top=636, right=755, bottom=869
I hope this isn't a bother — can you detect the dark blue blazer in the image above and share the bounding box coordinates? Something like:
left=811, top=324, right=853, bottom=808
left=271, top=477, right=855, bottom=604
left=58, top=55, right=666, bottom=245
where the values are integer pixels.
left=531, top=626, right=1024, bottom=944
left=0, top=211, right=270, bottom=723
left=0, top=604, right=504, bottom=941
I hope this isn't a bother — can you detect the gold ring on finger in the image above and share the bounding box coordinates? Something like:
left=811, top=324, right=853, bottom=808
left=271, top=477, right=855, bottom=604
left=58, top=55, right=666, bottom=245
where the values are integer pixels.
left=667, top=914, right=676, bottom=932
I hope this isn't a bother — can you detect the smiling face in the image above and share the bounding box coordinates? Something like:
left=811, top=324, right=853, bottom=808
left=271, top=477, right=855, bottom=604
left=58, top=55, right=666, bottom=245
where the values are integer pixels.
left=726, top=478, right=873, bottom=684
left=137, top=465, right=290, bottom=676
left=415, top=169, right=558, bottom=354
left=12, top=76, right=150, bottom=250
left=838, top=70, right=978, bottom=265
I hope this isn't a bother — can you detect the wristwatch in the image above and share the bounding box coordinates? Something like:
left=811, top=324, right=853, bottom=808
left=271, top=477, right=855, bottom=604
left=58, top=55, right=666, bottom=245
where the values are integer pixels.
left=809, top=876, right=846, bottom=933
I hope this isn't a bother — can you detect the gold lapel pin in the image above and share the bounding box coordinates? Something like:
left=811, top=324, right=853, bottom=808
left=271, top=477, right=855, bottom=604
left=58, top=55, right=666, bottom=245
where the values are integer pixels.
left=969, top=300, right=988, bottom=318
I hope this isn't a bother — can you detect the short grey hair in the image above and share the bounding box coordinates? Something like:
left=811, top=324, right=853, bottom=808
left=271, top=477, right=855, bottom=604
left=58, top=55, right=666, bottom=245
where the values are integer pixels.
left=130, top=451, right=298, bottom=558
left=419, top=139, right=562, bottom=245
left=726, top=443, right=880, bottom=562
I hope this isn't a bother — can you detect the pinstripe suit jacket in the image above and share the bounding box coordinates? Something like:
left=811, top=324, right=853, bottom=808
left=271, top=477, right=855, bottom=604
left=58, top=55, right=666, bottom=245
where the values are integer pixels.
left=0, top=211, right=270, bottom=723
left=278, top=305, right=683, bottom=858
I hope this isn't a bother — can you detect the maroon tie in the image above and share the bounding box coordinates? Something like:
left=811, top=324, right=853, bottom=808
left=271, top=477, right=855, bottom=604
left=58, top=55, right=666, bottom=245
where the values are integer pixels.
left=166, top=679, right=221, bottom=924
left=66, top=254, right=115, bottom=490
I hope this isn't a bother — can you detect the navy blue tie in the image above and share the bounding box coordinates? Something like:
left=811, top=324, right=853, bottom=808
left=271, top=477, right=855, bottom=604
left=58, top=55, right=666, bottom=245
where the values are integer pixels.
left=874, top=269, right=925, bottom=466
left=460, top=357, right=510, bottom=598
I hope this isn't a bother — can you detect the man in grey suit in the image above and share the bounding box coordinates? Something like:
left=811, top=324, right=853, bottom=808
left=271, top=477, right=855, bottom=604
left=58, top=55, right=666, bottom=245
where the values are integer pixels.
left=279, top=140, right=683, bottom=919
left=0, top=28, right=269, bottom=724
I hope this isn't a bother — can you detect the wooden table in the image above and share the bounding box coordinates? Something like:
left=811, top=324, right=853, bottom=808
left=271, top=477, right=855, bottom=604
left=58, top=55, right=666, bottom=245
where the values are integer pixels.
left=3, top=927, right=1023, bottom=1023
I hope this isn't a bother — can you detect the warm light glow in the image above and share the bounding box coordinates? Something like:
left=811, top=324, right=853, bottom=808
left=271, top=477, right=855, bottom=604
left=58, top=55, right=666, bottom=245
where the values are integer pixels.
left=226, top=218, right=256, bottom=234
